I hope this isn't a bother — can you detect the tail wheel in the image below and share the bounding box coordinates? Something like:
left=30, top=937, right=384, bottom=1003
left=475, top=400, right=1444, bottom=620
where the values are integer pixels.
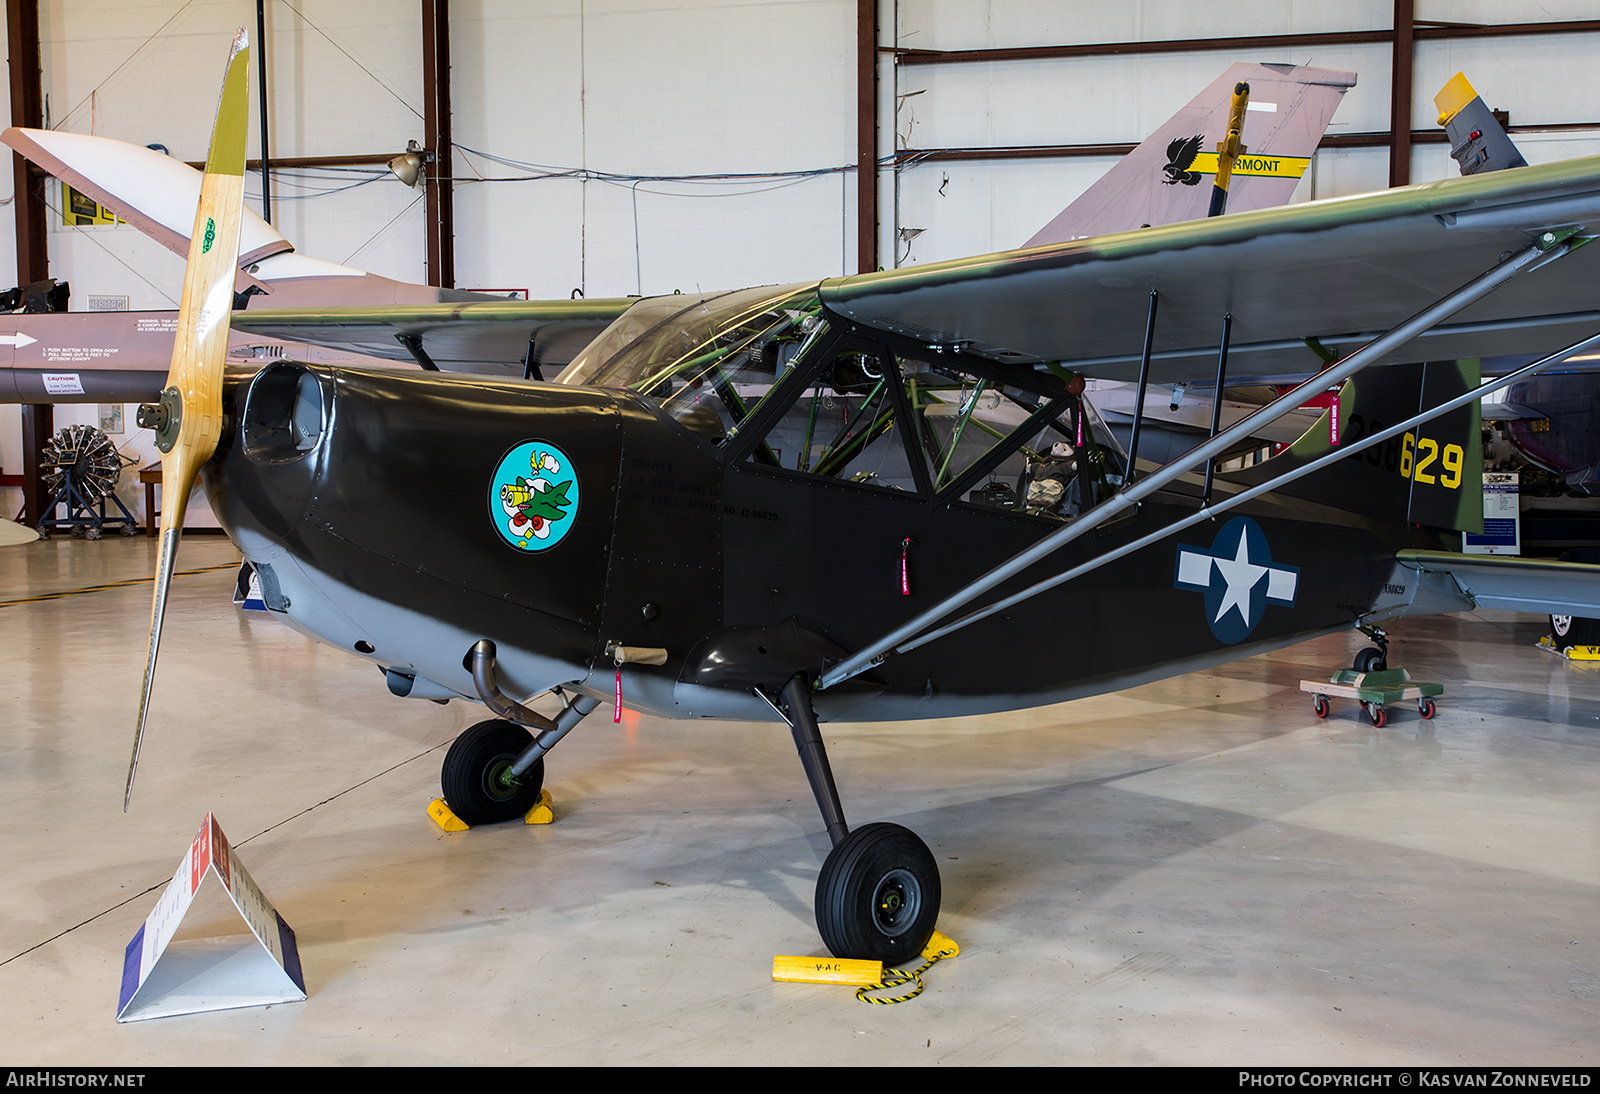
left=441, top=719, right=544, bottom=826
left=815, top=823, right=941, bottom=965
left=1353, top=646, right=1387, bottom=673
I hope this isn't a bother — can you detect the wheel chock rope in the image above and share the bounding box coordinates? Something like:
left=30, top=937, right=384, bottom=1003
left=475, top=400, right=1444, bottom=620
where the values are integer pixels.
left=854, top=930, right=959, bottom=1005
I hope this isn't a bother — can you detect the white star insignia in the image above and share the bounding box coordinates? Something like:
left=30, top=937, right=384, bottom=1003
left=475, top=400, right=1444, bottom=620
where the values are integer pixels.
left=1210, top=533, right=1269, bottom=626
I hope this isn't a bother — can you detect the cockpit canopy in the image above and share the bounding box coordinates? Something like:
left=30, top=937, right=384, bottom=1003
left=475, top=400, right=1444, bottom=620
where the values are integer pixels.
left=559, top=283, right=1131, bottom=522
left=557, top=283, right=821, bottom=424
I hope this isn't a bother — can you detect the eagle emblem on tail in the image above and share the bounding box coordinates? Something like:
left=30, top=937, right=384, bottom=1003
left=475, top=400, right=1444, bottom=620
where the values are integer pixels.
left=1162, top=134, right=1204, bottom=186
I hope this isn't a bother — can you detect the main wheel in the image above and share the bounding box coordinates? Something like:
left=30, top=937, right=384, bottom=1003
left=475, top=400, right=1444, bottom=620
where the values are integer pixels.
left=1550, top=550, right=1600, bottom=649
left=815, top=822, right=941, bottom=965
left=440, top=719, right=545, bottom=826
left=1353, top=646, right=1387, bottom=673
left=1550, top=613, right=1600, bottom=650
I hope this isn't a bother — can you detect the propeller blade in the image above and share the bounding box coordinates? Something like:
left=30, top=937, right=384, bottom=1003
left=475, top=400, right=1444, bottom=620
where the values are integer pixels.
left=126, top=29, right=251, bottom=810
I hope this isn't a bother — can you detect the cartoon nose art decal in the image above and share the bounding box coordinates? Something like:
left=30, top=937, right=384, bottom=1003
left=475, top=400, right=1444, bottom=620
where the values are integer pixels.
left=1173, top=516, right=1298, bottom=643
left=490, top=441, right=579, bottom=551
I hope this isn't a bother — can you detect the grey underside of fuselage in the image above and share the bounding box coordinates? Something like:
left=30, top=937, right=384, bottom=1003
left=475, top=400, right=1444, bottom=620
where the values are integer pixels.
left=226, top=523, right=1470, bottom=728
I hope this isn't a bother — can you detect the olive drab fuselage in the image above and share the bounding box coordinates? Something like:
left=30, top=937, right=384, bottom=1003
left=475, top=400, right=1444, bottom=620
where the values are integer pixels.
left=207, top=315, right=1457, bottom=724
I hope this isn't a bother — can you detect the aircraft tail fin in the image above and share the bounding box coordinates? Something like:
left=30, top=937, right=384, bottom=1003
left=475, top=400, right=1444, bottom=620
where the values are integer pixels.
left=1226, top=361, right=1484, bottom=536
left=1434, top=72, right=1528, bottom=176
left=1024, top=62, right=1356, bottom=247
left=2, top=127, right=293, bottom=282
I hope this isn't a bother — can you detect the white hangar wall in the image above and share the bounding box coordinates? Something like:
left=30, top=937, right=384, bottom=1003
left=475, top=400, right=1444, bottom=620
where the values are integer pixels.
left=14, top=0, right=860, bottom=304
left=10, top=0, right=1600, bottom=304
left=889, top=0, right=1600, bottom=266
left=449, top=0, right=857, bottom=298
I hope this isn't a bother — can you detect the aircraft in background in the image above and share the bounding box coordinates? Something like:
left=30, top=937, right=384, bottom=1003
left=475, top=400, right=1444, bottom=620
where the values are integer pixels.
left=0, top=62, right=1352, bottom=403
left=0, top=126, right=630, bottom=403
left=1428, top=73, right=1600, bottom=499
left=1025, top=61, right=1354, bottom=244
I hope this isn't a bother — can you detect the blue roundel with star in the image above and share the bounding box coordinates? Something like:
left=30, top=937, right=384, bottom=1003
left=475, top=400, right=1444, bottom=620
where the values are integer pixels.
left=1172, top=516, right=1299, bottom=644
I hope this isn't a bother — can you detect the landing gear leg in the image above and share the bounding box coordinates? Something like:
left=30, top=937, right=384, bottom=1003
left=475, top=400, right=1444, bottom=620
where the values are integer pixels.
left=778, top=674, right=849, bottom=848
left=442, top=639, right=603, bottom=825
left=1354, top=626, right=1389, bottom=673
left=767, top=675, right=941, bottom=964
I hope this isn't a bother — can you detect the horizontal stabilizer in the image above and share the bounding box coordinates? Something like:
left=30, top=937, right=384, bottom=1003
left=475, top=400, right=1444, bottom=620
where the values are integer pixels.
left=1398, top=550, right=1600, bottom=617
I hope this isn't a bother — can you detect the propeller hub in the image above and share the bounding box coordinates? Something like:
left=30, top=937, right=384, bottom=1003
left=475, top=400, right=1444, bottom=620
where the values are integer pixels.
left=137, top=387, right=183, bottom=453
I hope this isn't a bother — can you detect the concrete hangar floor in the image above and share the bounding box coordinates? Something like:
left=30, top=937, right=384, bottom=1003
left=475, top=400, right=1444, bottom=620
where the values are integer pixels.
left=1, top=533, right=1595, bottom=1066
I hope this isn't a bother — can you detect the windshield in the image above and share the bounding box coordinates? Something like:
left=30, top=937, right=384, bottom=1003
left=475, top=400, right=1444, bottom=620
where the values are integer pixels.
left=556, top=283, right=824, bottom=443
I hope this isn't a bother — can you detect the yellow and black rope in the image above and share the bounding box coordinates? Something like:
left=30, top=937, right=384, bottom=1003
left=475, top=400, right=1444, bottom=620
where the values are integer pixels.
left=854, top=942, right=959, bottom=1005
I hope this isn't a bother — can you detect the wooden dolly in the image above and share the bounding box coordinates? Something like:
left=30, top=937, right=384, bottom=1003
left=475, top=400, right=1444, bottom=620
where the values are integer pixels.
left=1300, top=668, right=1442, bottom=727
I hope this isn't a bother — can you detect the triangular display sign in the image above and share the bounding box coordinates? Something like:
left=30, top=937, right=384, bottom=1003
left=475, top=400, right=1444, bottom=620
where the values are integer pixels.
left=117, top=812, right=306, bottom=1021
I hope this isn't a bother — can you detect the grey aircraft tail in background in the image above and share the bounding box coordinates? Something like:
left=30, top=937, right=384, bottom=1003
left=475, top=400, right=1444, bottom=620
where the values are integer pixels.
left=0, top=62, right=1355, bottom=404
left=1023, top=62, right=1356, bottom=246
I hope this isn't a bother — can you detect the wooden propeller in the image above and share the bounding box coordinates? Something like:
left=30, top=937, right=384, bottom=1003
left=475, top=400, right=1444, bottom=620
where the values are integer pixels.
left=126, top=30, right=251, bottom=810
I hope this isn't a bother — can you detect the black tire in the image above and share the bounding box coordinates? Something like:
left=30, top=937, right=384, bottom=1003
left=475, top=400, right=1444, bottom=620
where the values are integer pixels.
left=440, top=719, right=544, bottom=826
left=1550, top=550, right=1600, bottom=649
left=815, top=822, right=941, bottom=965
left=1550, top=613, right=1600, bottom=649
left=1353, top=646, right=1387, bottom=673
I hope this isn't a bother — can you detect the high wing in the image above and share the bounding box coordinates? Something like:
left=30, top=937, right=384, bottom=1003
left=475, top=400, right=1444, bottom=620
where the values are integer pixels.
left=812, top=157, right=1600, bottom=684
left=229, top=298, right=634, bottom=376
left=822, top=155, right=1600, bottom=384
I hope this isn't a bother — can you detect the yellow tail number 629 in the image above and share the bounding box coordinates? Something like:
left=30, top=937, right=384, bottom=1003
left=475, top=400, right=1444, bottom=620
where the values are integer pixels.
left=1400, top=432, right=1465, bottom=489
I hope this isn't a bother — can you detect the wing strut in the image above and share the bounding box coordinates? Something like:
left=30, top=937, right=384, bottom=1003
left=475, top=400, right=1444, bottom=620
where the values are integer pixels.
left=1124, top=290, right=1159, bottom=485
left=125, top=31, right=250, bottom=810
left=871, top=327, right=1600, bottom=664
left=1202, top=312, right=1233, bottom=501
left=817, top=234, right=1578, bottom=692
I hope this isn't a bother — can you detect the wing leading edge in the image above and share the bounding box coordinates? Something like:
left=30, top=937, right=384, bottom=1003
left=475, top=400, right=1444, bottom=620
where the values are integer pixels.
left=821, top=155, right=1600, bottom=384
left=230, top=298, right=635, bottom=375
